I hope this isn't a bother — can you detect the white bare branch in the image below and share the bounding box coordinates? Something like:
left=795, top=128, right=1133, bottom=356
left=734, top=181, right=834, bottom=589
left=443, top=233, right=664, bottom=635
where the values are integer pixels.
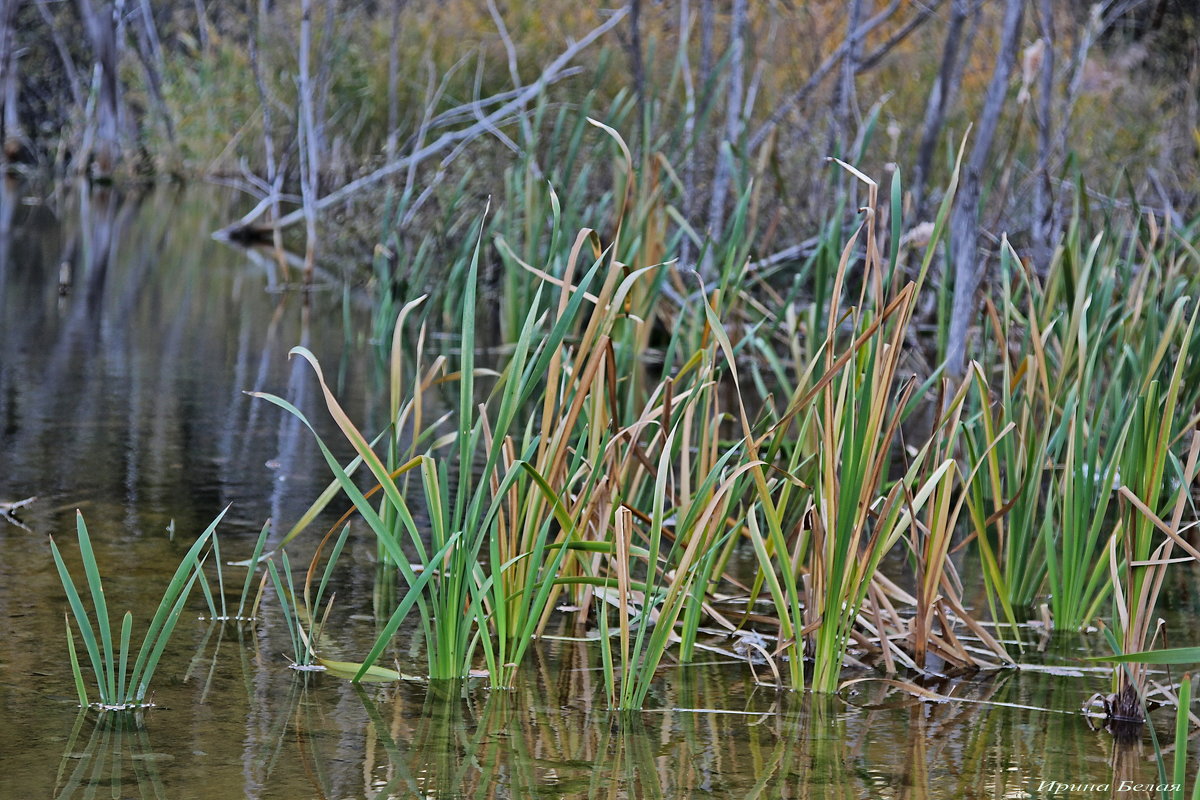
left=215, top=8, right=628, bottom=240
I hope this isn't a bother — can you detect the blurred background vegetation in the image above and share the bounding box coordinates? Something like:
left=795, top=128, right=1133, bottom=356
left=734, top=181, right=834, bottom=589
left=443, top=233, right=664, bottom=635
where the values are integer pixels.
left=5, top=2, right=1196, bottom=221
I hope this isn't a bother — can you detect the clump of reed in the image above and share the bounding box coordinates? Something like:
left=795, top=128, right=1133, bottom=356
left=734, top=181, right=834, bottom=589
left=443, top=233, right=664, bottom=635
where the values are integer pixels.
left=196, top=520, right=271, bottom=624
left=966, top=215, right=1200, bottom=642
left=51, top=509, right=227, bottom=710
left=259, top=158, right=997, bottom=704
left=232, top=115, right=1200, bottom=715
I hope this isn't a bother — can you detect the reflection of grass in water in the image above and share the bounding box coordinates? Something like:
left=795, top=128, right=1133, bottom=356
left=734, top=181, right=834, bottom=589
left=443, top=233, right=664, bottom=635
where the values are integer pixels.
left=53, top=710, right=169, bottom=800
left=214, top=642, right=1178, bottom=799
left=342, top=658, right=884, bottom=798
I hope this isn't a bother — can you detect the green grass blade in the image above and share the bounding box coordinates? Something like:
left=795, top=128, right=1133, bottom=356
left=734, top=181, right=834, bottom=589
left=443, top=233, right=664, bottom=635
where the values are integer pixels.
left=237, top=520, right=272, bottom=620
left=117, top=611, right=132, bottom=704
left=280, top=550, right=312, bottom=663
left=212, top=525, right=226, bottom=620
left=64, top=614, right=88, bottom=707
left=353, top=533, right=459, bottom=681
left=267, top=558, right=302, bottom=664
left=455, top=213, right=483, bottom=536
left=319, top=659, right=416, bottom=683
left=49, top=532, right=107, bottom=705
left=128, top=507, right=225, bottom=698
left=197, top=556, right=219, bottom=619
left=74, top=513, right=116, bottom=704
left=136, top=565, right=209, bottom=702
left=132, top=567, right=205, bottom=702
left=313, top=524, right=351, bottom=616
left=250, top=390, right=428, bottom=575
left=1174, top=675, right=1190, bottom=799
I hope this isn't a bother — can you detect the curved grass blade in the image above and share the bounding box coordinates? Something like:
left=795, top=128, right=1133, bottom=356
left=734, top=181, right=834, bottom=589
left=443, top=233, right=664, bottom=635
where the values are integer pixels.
left=49, top=530, right=108, bottom=705
left=129, top=507, right=226, bottom=700
left=319, top=658, right=421, bottom=683
left=74, top=513, right=116, bottom=703
left=267, top=557, right=303, bottom=665
left=249, top=390, right=427, bottom=573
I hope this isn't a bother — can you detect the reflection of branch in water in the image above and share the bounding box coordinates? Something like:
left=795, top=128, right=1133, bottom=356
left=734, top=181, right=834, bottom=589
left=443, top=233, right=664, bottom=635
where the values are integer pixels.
left=266, top=303, right=317, bottom=549
left=236, top=243, right=341, bottom=291
left=53, top=710, right=169, bottom=800
left=233, top=297, right=288, bottom=475
left=0, top=495, right=35, bottom=530
left=0, top=174, right=17, bottom=276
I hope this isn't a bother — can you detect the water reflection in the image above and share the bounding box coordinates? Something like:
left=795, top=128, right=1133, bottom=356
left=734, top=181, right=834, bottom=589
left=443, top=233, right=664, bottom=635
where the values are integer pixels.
left=54, top=711, right=169, bottom=799
left=0, top=179, right=361, bottom=542
left=237, top=657, right=1162, bottom=800
left=0, top=178, right=378, bottom=797
left=30, top=654, right=1170, bottom=800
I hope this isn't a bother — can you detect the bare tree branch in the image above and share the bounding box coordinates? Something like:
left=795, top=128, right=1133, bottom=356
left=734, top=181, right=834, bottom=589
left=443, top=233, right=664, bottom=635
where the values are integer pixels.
left=946, top=0, right=1026, bottom=378
left=217, top=8, right=629, bottom=238
left=703, top=0, right=747, bottom=277
left=858, top=0, right=946, bottom=72
left=912, top=0, right=977, bottom=216
left=747, top=0, right=901, bottom=153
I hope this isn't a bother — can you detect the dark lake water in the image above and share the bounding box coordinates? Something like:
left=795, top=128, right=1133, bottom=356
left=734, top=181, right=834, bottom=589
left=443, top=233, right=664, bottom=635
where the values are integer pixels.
left=0, top=178, right=1186, bottom=798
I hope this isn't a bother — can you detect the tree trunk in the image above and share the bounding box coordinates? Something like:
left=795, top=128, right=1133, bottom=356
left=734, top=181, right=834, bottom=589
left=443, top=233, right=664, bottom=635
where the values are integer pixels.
left=912, top=0, right=974, bottom=217
left=386, top=0, right=402, bottom=162
left=251, top=0, right=288, bottom=279
left=946, top=0, right=1025, bottom=378
left=0, top=0, right=21, bottom=163
left=828, top=0, right=865, bottom=158
left=313, top=0, right=336, bottom=169
left=131, top=0, right=175, bottom=149
left=1030, top=0, right=1056, bottom=272
left=629, top=0, right=645, bottom=143
left=679, top=0, right=698, bottom=270
left=76, top=0, right=124, bottom=177
left=193, top=0, right=210, bottom=56
left=298, top=0, right=320, bottom=282
left=699, top=0, right=713, bottom=91
left=703, top=0, right=746, bottom=278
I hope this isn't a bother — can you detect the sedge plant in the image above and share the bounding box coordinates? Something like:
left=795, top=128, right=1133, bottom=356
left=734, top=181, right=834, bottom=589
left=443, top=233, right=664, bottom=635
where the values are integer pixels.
left=51, top=508, right=226, bottom=710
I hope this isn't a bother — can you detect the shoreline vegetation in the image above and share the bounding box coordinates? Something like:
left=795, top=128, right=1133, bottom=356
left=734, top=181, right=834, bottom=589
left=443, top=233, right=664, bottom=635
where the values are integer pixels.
left=27, top=0, right=1200, bottom=775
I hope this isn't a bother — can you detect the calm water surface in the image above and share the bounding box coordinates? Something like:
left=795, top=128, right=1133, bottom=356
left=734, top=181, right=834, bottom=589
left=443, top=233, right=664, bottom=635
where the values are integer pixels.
left=0, top=179, right=1184, bottom=798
